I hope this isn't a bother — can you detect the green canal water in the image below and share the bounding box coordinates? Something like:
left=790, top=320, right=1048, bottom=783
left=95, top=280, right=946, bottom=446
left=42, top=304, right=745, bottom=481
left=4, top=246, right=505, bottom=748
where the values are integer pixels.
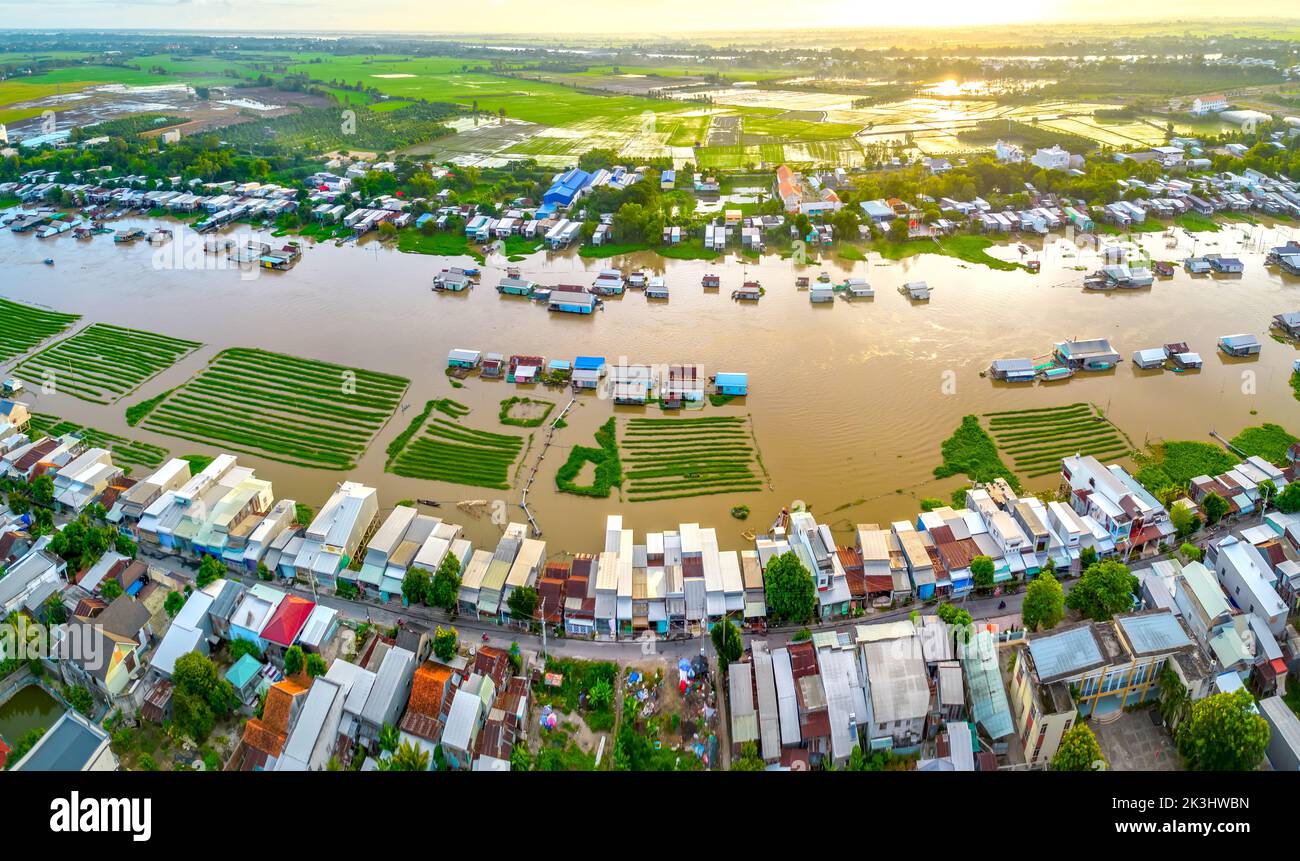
left=0, top=684, right=63, bottom=746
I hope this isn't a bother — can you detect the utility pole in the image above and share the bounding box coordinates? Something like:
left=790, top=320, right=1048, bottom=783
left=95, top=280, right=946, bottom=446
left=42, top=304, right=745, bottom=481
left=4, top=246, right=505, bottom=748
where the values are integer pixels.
left=539, top=598, right=547, bottom=658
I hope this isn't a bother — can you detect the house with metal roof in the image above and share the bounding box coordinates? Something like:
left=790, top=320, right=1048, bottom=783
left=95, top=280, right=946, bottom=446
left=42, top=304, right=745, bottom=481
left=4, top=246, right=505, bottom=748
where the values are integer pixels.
left=224, top=653, right=268, bottom=704
left=1218, top=333, right=1261, bottom=357
left=860, top=625, right=930, bottom=752
left=1209, top=535, right=1288, bottom=636
left=12, top=709, right=116, bottom=772
left=293, top=481, right=378, bottom=589
left=728, top=659, right=759, bottom=755
left=542, top=168, right=592, bottom=209
left=352, top=645, right=415, bottom=752
left=1053, top=337, right=1121, bottom=371
left=1260, top=695, right=1300, bottom=771
left=276, top=659, right=373, bottom=771
left=442, top=673, right=495, bottom=770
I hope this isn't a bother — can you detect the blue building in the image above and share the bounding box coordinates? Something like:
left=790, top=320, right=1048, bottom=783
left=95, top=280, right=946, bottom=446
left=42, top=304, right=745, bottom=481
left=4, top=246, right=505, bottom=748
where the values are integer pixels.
left=543, top=168, right=593, bottom=208
left=714, top=372, right=748, bottom=396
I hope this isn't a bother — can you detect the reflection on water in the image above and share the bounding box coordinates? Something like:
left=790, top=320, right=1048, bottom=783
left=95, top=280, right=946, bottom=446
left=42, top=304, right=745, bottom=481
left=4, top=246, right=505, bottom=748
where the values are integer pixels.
left=2, top=215, right=1299, bottom=550
left=0, top=684, right=62, bottom=745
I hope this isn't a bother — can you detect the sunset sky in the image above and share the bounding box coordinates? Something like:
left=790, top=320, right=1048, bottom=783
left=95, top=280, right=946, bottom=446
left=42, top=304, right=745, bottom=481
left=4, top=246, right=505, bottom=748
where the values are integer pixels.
left=3, top=0, right=1296, bottom=35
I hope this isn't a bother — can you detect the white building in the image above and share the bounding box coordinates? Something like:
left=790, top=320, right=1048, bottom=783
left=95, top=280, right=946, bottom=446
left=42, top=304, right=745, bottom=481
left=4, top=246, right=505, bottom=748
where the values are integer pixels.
left=1030, top=145, right=1072, bottom=172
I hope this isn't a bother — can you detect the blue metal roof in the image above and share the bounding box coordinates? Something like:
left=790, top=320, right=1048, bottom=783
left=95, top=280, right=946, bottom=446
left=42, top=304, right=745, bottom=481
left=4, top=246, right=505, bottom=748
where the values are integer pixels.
left=1028, top=626, right=1103, bottom=680
left=224, top=653, right=265, bottom=689
left=962, top=631, right=1015, bottom=739
left=14, top=710, right=106, bottom=771
left=574, top=356, right=606, bottom=370
left=714, top=372, right=748, bottom=387
left=1117, top=613, right=1191, bottom=655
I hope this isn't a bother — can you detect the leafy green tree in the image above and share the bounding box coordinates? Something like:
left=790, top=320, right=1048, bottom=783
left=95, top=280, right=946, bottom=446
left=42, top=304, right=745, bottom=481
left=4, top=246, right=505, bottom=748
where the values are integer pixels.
left=64, top=684, right=94, bottom=717
left=227, top=638, right=263, bottom=663
left=510, top=740, right=533, bottom=771
left=1051, top=723, right=1105, bottom=771
left=935, top=602, right=972, bottom=628
left=257, top=561, right=273, bottom=581
left=1022, top=572, right=1064, bottom=632
left=402, top=568, right=431, bottom=606
left=1079, top=546, right=1098, bottom=569
left=763, top=551, right=816, bottom=624
left=433, top=626, right=457, bottom=662
left=970, top=555, right=995, bottom=592
left=1066, top=560, right=1137, bottom=621
left=1277, top=481, right=1300, bottom=514
left=164, top=591, right=186, bottom=618
left=171, top=651, right=237, bottom=742
left=507, top=585, right=538, bottom=624
left=588, top=677, right=614, bottom=711
left=283, top=644, right=305, bottom=676
left=731, top=741, right=765, bottom=771
left=100, top=579, right=124, bottom=601
left=429, top=554, right=462, bottom=612
left=1177, top=689, right=1269, bottom=771
left=1178, top=542, right=1202, bottom=563
left=1201, top=491, right=1229, bottom=526
left=306, top=653, right=328, bottom=678
left=711, top=618, right=743, bottom=666
left=5, top=727, right=46, bottom=770
left=378, top=722, right=400, bottom=754
left=195, top=555, right=223, bottom=589
left=1258, top=479, right=1278, bottom=511
left=379, top=740, right=431, bottom=771
left=29, top=474, right=54, bottom=507
left=1171, top=503, right=1202, bottom=539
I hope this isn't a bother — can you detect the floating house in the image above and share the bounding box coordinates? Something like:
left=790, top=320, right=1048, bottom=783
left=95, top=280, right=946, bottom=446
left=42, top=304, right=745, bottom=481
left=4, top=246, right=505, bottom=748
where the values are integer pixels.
left=1184, top=257, right=1212, bottom=274
left=592, top=269, right=625, bottom=295
left=508, top=356, right=545, bottom=384
left=646, top=277, right=669, bottom=299
left=662, top=364, right=706, bottom=409
left=1218, top=333, right=1261, bottom=357
left=988, top=358, right=1036, bottom=383
left=548, top=291, right=596, bottom=315
left=1054, top=338, right=1121, bottom=371
left=627, top=271, right=647, bottom=289
left=572, top=356, right=606, bottom=389
left=434, top=270, right=472, bottom=292
left=1163, top=342, right=1202, bottom=369
left=1133, top=348, right=1167, bottom=370
left=609, top=365, right=655, bottom=405
left=714, top=372, right=749, bottom=396
left=732, top=282, right=761, bottom=301
left=902, top=281, right=931, bottom=301
left=1205, top=254, right=1244, bottom=274
left=809, top=284, right=835, bottom=303
left=1273, top=312, right=1300, bottom=339
left=497, top=276, right=535, bottom=296
left=481, top=353, right=505, bottom=378
left=843, top=278, right=874, bottom=298
left=1279, top=254, right=1300, bottom=276
left=702, top=274, right=721, bottom=289
left=447, top=348, right=481, bottom=370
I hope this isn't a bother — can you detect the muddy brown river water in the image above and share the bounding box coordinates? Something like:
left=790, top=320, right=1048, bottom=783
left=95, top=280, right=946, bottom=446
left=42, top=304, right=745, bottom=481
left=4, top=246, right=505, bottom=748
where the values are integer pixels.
left=3, top=214, right=1299, bottom=552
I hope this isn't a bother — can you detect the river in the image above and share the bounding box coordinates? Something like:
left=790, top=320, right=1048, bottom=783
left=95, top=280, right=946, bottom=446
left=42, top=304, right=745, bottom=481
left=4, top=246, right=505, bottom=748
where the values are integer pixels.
left=2, top=213, right=1299, bottom=553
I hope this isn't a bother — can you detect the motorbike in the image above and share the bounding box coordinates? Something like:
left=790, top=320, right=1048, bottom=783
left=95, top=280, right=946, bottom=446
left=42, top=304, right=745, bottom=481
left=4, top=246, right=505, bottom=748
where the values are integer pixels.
left=481, top=633, right=490, bottom=643
left=997, top=600, right=1007, bottom=610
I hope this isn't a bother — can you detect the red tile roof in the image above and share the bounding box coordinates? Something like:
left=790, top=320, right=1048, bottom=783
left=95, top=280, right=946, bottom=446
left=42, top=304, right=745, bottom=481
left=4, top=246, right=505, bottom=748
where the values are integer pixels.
left=259, top=595, right=315, bottom=647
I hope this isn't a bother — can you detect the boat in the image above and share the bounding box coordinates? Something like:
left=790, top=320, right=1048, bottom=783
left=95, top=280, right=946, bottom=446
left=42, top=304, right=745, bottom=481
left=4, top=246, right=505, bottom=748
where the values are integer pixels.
left=1026, top=260, right=1040, bottom=273
left=1083, top=272, right=1115, bottom=291
left=113, top=228, right=145, bottom=243
left=901, top=281, right=931, bottom=301
left=627, top=270, right=647, bottom=288
left=842, top=278, right=874, bottom=299
left=505, top=265, right=522, bottom=279
left=416, top=499, right=442, bottom=508
left=1153, top=261, right=1175, bottom=277
left=816, top=271, right=831, bottom=283
left=43, top=258, right=54, bottom=266
left=795, top=276, right=810, bottom=288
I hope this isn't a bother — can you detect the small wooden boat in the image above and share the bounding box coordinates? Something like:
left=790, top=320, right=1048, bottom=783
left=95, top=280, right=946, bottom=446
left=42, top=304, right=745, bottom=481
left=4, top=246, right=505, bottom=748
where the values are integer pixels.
left=43, top=258, right=54, bottom=265
left=416, top=498, right=442, bottom=508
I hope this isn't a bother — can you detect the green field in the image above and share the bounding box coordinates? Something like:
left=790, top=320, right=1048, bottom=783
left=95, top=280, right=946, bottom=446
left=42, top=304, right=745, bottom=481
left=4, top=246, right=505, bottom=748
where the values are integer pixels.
left=620, top=416, right=763, bottom=501
left=28, top=413, right=169, bottom=471
left=13, top=323, right=201, bottom=404
left=982, top=403, right=1132, bottom=479
left=499, top=397, right=555, bottom=428
left=139, top=348, right=408, bottom=470
left=1229, top=423, right=1298, bottom=467
left=556, top=417, right=623, bottom=498
left=387, top=416, right=524, bottom=489
left=1134, top=439, right=1239, bottom=496
left=0, top=298, right=81, bottom=364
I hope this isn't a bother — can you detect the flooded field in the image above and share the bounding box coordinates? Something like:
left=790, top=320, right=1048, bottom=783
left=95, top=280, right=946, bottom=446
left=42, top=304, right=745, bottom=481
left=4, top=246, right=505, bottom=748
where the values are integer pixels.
left=3, top=216, right=1299, bottom=553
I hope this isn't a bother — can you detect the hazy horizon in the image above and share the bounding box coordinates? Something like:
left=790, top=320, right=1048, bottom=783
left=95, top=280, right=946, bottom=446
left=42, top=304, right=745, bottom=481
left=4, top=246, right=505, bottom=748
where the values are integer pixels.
left=2, top=3, right=1299, bottom=37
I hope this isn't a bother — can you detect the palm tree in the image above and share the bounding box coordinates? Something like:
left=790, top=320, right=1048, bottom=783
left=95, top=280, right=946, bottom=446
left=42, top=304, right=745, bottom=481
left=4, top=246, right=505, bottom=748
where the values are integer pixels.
left=380, top=741, right=430, bottom=772
left=377, top=722, right=400, bottom=754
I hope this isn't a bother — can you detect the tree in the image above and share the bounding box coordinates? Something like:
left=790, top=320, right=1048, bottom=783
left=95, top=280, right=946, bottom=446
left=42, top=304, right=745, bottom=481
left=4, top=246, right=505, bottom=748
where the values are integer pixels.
left=1022, top=572, right=1064, bottom=632
left=1178, top=542, right=1202, bottom=563
left=171, top=651, right=237, bottom=742
left=935, top=602, right=972, bottom=628
left=100, top=579, right=123, bottom=601
left=29, top=474, right=54, bottom=507
left=306, top=653, right=328, bottom=678
left=1177, top=689, right=1269, bottom=771
left=402, top=568, right=431, bottom=606
left=588, top=677, right=614, bottom=711
left=380, top=740, right=431, bottom=771
left=378, top=722, right=400, bottom=754
left=227, top=638, right=263, bottom=663
left=64, top=684, right=94, bottom=717
left=195, top=555, right=223, bottom=589
left=711, top=619, right=743, bottom=666
left=506, top=585, right=538, bottom=625
left=429, top=554, right=461, bottom=612
left=433, top=626, right=457, bottom=662
left=970, top=555, right=995, bottom=592
left=1258, top=479, right=1278, bottom=511
left=763, top=551, right=816, bottom=624
left=731, top=741, right=765, bottom=771
left=1277, top=481, right=1300, bottom=514
left=1051, top=723, right=1105, bottom=771
left=1201, top=491, right=1229, bottom=526
left=164, top=591, right=185, bottom=618
left=510, top=740, right=533, bottom=771
left=1066, top=560, right=1137, bottom=621
left=1171, top=503, right=1202, bottom=540
left=1079, top=546, right=1098, bottom=569
left=283, top=644, right=305, bottom=677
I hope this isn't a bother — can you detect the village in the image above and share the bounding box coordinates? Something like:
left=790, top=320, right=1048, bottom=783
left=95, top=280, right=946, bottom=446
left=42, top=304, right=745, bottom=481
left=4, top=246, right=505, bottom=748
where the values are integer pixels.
left=1, top=372, right=1300, bottom=773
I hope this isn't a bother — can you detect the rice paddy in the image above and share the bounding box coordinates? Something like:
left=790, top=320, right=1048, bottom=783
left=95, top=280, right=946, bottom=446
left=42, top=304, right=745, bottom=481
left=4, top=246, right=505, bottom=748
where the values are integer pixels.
left=28, top=413, right=169, bottom=471
left=621, top=415, right=764, bottom=502
left=12, top=323, right=201, bottom=404
left=982, top=403, right=1133, bottom=479
left=0, top=297, right=80, bottom=364
left=556, top=418, right=623, bottom=498
left=499, top=396, right=555, bottom=428
left=387, top=416, right=524, bottom=490
left=138, top=348, right=409, bottom=470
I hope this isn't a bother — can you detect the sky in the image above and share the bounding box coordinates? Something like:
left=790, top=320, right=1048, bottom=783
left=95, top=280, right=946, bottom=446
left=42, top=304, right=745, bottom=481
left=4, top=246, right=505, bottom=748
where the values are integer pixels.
left=2, top=0, right=1296, bottom=35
